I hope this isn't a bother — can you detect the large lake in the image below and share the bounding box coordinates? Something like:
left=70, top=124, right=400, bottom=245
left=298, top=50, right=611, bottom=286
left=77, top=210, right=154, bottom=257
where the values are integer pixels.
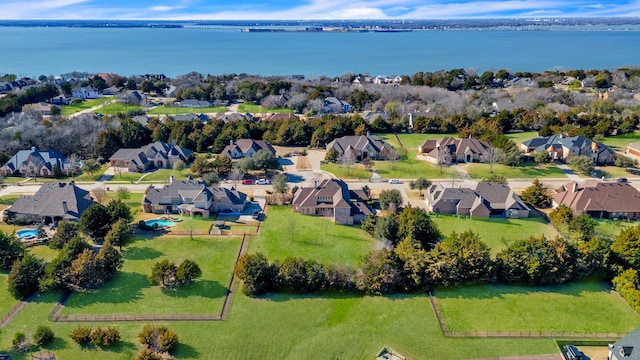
left=1, top=26, right=639, bottom=77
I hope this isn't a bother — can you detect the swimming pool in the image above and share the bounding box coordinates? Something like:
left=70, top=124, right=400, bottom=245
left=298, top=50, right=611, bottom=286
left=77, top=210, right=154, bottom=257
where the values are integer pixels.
left=17, top=229, right=37, bottom=239
left=145, top=219, right=176, bottom=227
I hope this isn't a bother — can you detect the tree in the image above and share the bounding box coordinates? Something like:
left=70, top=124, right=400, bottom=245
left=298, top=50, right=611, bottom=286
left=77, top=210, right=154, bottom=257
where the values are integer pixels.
left=176, top=259, right=202, bottom=285
left=227, top=168, right=245, bottom=188
left=504, top=147, right=524, bottom=167
left=358, top=249, right=404, bottom=295
left=81, top=158, right=102, bottom=177
left=394, top=237, right=431, bottom=289
left=97, top=241, right=123, bottom=279
left=252, top=149, right=280, bottom=173
left=549, top=204, right=574, bottom=225
left=481, top=147, right=505, bottom=173
left=534, top=150, right=551, bottom=164
left=339, top=148, right=357, bottom=175
left=373, top=214, right=399, bottom=246
left=202, top=172, right=220, bottom=186
left=0, top=230, right=24, bottom=269
left=211, top=155, right=233, bottom=175
left=40, top=237, right=92, bottom=291
left=70, top=325, right=92, bottom=345
left=234, top=252, right=277, bottom=296
left=397, top=206, right=442, bottom=251
left=148, top=259, right=177, bottom=287
left=79, top=203, right=111, bottom=239
left=520, top=179, right=552, bottom=208
left=324, top=148, right=338, bottom=162
left=379, top=189, right=403, bottom=211
left=495, top=235, right=575, bottom=286
left=409, top=177, right=431, bottom=196
left=612, top=224, right=640, bottom=269
left=382, top=147, right=401, bottom=170
left=428, top=230, right=492, bottom=286
left=106, top=199, right=133, bottom=223
left=104, top=218, right=133, bottom=251
left=49, top=221, right=80, bottom=250
left=138, top=324, right=179, bottom=354
left=69, top=249, right=101, bottom=290
left=116, top=186, right=131, bottom=200
left=568, top=155, right=594, bottom=174
left=616, top=155, right=638, bottom=170
left=190, top=156, right=213, bottom=175
left=568, top=213, right=596, bottom=242
left=8, top=253, right=45, bottom=298
left=437, top=149, right=453, bottom=173
left=272, top=173, right=288, bottom=194
left=33, top=325, right=55, bottom=346
left=91, top=187, right=107, bottom=205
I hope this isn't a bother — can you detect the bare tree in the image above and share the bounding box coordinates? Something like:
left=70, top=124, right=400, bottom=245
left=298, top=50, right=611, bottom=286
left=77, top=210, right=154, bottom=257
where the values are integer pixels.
left=91, top=187, right=107, bottom=205
left=481, top=148, right=505, bottom=174
left=228, top=168, right=245, bottom=188
left=382, top=147, right=401, bottom=170
left=437, top=147, right=453, bottom=173
left=339, top=148, right=357, bottom=175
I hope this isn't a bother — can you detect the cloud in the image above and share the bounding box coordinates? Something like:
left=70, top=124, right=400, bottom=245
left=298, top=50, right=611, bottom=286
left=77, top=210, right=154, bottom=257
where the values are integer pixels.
left=150, top=6, right=175, bottom=12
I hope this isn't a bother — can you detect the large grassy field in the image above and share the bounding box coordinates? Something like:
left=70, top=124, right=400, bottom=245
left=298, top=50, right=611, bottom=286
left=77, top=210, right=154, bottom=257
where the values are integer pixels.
left=0, top=272, right=16, bottom=316
left=601, top=131, right=640, bottom=151
left=250, top=206, right=377, bottom=266
left=137, top=168, right=194, bottom=183
left=60, top=235, right=241, bottom=316
left=95, top=102, right=144, bottom=115
left=464, top=162, right=567, bottom=179
left=379, top=133, right=457, bottom=150
left=432, top=215, right=559, bottom=255
left=60, top=97, right=114, bottom=116
left=147, top=105, right=227, bottom=114
left=437, top=281, right=640, bottom=333
left=505, top=131, right=538, bottom=144
left=237, top=103, right=294, bottom=114
left=594, top=218, right=636, bottom=239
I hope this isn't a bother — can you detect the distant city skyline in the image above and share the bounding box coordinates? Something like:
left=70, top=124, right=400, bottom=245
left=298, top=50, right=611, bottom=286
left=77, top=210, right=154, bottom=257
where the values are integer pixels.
left=3, top=0, right=640, bottom=20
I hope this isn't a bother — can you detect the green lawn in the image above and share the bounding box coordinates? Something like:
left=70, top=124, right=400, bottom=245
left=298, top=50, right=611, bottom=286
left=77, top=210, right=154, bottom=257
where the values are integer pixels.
left=251, top=206, right=376, bottom=266
left=105, top=172, right=143, bottom=183
left=95, top=102, right=144, bottom=115
left=379, top=133, right=457, bottom=150
left=0, top=272, right=16, bottom=316
left=594, top=218, right=636, bottom=240
left=237, top=103, right=293, bottom=114
left=147, top=106, right=227, bottom=115
left=61, top=235, right=241, bottom=316
left=60, top=97, right=114, bottom=116
left=432, top=215, right=559, bottom=255
left=137, top=168, right=194, bottom=183
left=464, top=162, right=567, bottom=179
left=321, top=150, right=458, bottom=180
left=601, top=131, right=640, bottom=151
left=437, top=281, right=640, bottom=333
left=0, top=194, right=20, bottom=206
left=505, top=131, right=539, bottom=144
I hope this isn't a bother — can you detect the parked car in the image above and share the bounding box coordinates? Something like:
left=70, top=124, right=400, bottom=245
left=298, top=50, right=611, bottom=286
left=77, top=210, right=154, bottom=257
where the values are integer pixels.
left=617, top=177, right=628, bottom=183
left=241, top=179, right=253, bottom=185
left=388, top=179, right=402, bottom=184
left=256, top=178, right=270, bottom=185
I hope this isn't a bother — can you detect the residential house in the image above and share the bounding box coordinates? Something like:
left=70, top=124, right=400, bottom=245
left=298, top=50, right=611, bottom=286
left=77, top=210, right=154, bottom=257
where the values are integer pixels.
left=425, top=182, right=530, bottom=218
left=180, top=99, right=212, bottom=108
left=626, top=142, right=640, bottom=159
left=50, top=94, right=71, bottom=105
left=71, top=86, right=99, bottom=99
left=102, top=86, right=121, bottom=96
left=164, top=85, right=178, bottom=98
left=0, top=147, right=69, bottom=177
left=219, top=139, right=276, bottom=159
left=552, top=181, right=640, bottom=220
left=22, top=102, right=54, bottom=116
left=121, top=90, right=150, bottom=106
left=142, top=178, right=247, bottom=216
left=323, top=97, right=351, bottom=113
left=292, top=179, right=373, bottom=225
left=109, top=141, right=193, bottom=172
left=6, top=182, right=95, bottom=224
left=326, top=133, right=391, bottom=161
left=520, top=135, right=615, bottom=164
left=608, top=327, right=640, bottom=360
left=418, top=136, right=493, bottom=164
left=262, top=113, right=299, bottom=122
left=172, top=113, right=209, bottom=122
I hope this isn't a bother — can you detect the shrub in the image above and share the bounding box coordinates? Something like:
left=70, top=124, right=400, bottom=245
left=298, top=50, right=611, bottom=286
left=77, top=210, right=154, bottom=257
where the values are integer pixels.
left=33, top=325, right=55, bottom=346
left=70, top=325, right=92, bottom=345
left=137, top=348, right=163, bottom=360
left=138, top=324, right=179, bottom=353
left=90, top=326, right=121, bottom=347
left=13, top=332, right=26, bottom=346
left=12, top=331, right=32, bottom=353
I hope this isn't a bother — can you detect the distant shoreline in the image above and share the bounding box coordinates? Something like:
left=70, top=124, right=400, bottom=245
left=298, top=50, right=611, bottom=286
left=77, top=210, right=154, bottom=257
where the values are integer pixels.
left=2, top=18, right=640, bottom=32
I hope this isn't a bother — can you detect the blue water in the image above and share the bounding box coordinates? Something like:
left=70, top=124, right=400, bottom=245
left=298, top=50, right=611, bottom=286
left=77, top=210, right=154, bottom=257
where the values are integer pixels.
left=145, top=219, right=175, bottom=227
left=0, top=26, right=639, bottom=77
left=16, top=229, right=37, bottom=239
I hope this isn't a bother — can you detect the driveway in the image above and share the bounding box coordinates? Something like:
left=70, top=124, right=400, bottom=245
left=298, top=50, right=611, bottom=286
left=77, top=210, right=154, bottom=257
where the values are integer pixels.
left=556, top=164, right=582, bottom=182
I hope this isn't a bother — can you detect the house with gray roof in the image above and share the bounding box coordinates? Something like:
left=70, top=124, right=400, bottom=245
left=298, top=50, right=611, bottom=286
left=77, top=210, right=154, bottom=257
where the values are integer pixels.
left=609, top=328, right=640, bottom=360
left=0, top=147, right=69, bottom=178
left=142, top=178, right=246, bottom=217
left=323, top=97, right=351, bottom=113
left=425, top=182, right=530, bottom=218
left=326, top=134, right=390, bottom=161
left=520, top=135, right=615, bottom=165
left=292, top=179, right=372, bottom=225
left=418, top=136, right=493, bottom=164
left=5, top=182, right=95, bottom=224
left=553, top=181, right=640, bottom=220
left=109, top=141, right=193, bottom=172
left=121, top=90, right=150, bottom=106
left=220, top=139, right=276, bottom=159
left=180, top=99, right=212, bottom=108
left=71, top=86, right=99, bottom=99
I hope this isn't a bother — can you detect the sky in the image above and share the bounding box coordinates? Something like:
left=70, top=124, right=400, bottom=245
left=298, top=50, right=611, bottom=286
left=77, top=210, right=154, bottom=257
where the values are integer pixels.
left=2, top=0, right=640, bottom=20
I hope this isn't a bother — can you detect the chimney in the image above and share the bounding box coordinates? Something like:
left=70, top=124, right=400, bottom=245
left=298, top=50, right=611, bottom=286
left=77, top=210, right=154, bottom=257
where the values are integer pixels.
left=62, top=201, right=68, bottom=214
left=366, top=131, right=370, bottom=137
left=572, top=182, right=578, bottom=192
left=31, top=146, right=36, bottom=152
left=469, top=135, right=472, bottom=139
left=230, top=139, right=234, bottom=146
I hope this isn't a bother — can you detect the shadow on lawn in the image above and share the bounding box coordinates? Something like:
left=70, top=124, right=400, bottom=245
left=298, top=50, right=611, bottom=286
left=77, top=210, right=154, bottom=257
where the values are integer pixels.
left=434, top=280, right=609, bottom=301
left=125, top=246, right=164, bottom=261
left=63, top=272, right=147, bottom=307
left=75, top=340, right=137, bottom=355
left=176, top=342, right=201, bottom=359
left=161, top=280, right=226, bottom=299
left=261, top=291, right=425, bottom=303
